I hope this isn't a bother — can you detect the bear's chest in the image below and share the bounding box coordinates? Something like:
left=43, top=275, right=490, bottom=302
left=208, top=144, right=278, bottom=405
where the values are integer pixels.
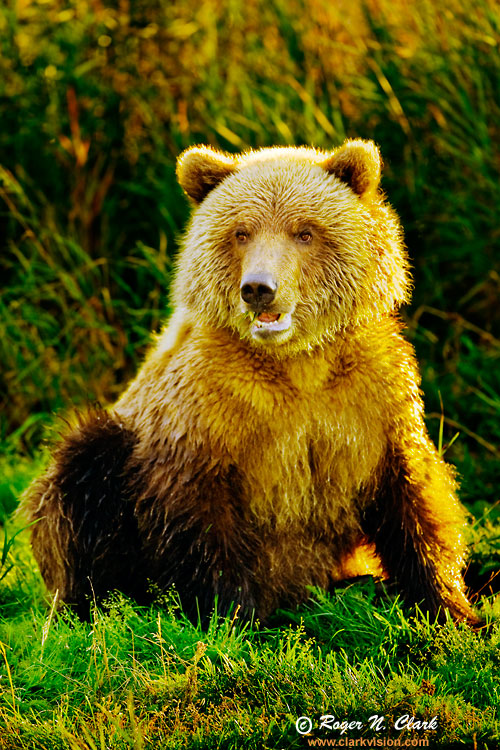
left=232, top=393, right=385, bottom=525
left=142, top=336, right=388, bottom=525
left=188, top=356, right=387, bottom=525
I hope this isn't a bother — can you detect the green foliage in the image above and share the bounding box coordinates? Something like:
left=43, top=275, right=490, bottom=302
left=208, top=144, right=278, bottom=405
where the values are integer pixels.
left=0, top=165, right=174, bottom=445
left=0, top=581, right=497, bottom=749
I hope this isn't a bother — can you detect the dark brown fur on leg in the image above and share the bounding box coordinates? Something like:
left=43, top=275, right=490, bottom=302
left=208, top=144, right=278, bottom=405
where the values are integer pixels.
left=362, top=439, right=478, bottom=625
left=26, top=410, right=144, bottom=616
left=132, top=449, right=261, bottom=625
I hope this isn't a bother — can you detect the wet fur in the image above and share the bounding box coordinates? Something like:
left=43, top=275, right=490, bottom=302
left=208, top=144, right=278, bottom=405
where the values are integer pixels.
left=23, top=140, right=477, bottom=624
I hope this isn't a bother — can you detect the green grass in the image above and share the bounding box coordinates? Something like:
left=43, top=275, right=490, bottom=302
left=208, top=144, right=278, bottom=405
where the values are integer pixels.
left=0, top=460, right=497, bottom=749
left=0, top=558, right=498, bottom=749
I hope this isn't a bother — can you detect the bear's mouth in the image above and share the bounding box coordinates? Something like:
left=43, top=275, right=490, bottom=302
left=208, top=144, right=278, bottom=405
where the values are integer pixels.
left=254, top=312, right=281, bottom=327
left=248, top=311, right=293, bottom=339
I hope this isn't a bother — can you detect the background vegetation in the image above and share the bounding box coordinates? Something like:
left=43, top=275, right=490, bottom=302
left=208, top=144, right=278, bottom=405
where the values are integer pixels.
left=0, top=0, right=498, bottom=747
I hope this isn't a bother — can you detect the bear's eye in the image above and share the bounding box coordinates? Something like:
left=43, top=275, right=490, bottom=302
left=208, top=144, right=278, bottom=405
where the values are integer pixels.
left=235, top=229, right=248, bottom=243
left=297, top=230, right=313, bottom=243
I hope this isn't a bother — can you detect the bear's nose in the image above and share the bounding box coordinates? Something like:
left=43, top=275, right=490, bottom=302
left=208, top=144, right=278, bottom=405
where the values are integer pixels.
left=240, top=273, right=278, bottom=309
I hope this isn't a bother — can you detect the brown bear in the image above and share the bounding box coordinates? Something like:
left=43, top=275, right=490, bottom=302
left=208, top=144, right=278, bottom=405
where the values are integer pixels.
left=24, top=139, right=477, bottom=624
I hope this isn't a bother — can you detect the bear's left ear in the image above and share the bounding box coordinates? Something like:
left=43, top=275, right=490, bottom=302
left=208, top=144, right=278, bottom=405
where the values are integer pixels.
left=176, top=146, right=238, bottom=203
left=321, top=139, right=382, bottom=198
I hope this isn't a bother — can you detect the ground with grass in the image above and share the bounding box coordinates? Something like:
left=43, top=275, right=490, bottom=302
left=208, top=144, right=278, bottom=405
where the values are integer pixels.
left=0, top=0, right=499, bottom=747
left=0, top=498, right=498, bottom=749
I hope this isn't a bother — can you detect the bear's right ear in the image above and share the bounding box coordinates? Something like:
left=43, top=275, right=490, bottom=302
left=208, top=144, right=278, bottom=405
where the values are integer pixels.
left=176, top=146, right=238, bottom=203
left=321, top=139, right=382, bottom=198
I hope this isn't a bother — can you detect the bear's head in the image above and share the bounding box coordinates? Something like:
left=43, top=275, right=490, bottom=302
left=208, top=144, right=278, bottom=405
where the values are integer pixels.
left=173, top=140, right=410, bottom=356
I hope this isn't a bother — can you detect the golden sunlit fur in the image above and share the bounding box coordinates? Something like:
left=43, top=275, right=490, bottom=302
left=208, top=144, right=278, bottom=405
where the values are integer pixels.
left=24, top=140, right=477, bottom=624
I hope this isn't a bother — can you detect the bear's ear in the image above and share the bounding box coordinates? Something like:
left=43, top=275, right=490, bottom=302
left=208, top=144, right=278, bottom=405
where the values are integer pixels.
left=321, top=140, right=382, bottom=198
left=176, top=146, right=238, bottom=203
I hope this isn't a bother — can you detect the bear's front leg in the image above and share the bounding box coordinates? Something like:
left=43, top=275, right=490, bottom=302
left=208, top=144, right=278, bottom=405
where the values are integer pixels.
left=133, top=454, right=261, bottom=625
left=361, top=433, right=478, bottom=624
left=25, top=410, right=145, bottom=616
